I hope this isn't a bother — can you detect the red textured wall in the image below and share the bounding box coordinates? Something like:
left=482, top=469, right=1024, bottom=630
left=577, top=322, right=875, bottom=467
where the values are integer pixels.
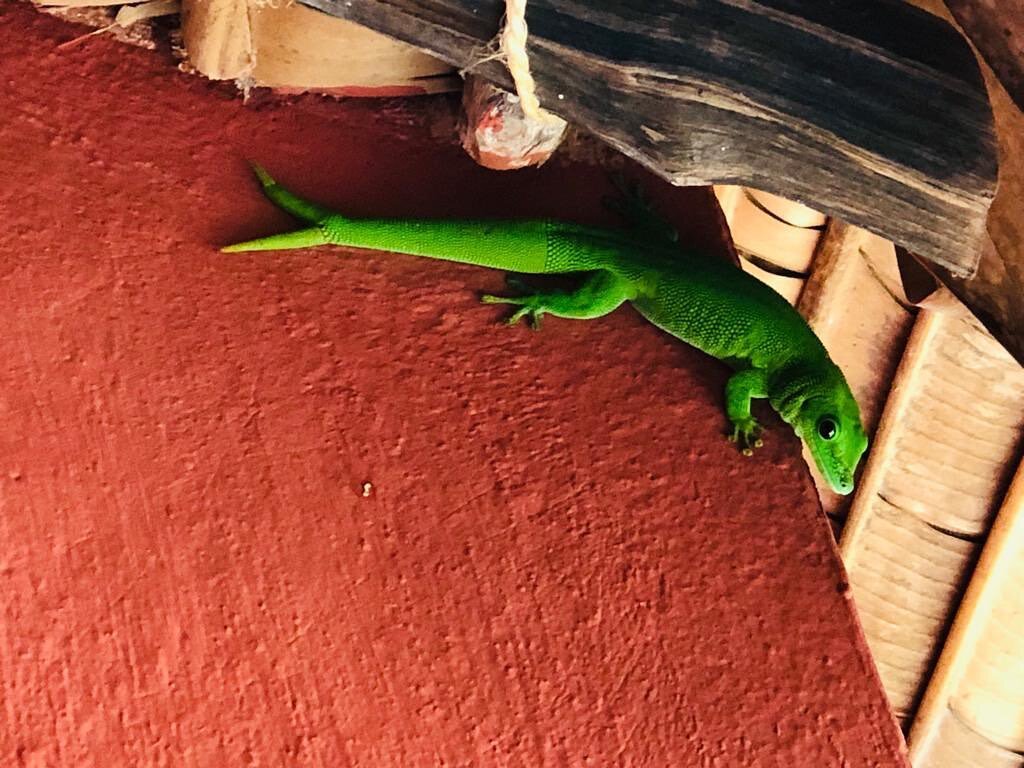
left=0, top=5, right=909, bottom=766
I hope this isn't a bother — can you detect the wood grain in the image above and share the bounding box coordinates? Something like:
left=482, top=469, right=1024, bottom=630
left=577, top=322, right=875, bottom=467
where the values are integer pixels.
left=180, top=0, right=251, bottom=80
left=954, top=556, right=1024, bottom=750
left=946, top=60, right=1024, bottom=368
left=298, top=0, right=997, bottom=276
left=901, top=0, right=1024, bottom=368
left=862, top=303, right=1024, bottom=537
left=714, top=186, right=822, bottom=275
left=460, top=75, right=568, bottom=169
left=248, top=4, right=457, bottom=92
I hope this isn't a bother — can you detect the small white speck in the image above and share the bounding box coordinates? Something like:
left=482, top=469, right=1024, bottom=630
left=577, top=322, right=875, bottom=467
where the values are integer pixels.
left=361, top=482, right=373, bottom=497
left=557, top=93, right=564, bottom=100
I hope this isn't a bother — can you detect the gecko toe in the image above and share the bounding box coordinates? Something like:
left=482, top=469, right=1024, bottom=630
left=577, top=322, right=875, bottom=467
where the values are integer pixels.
left=506, top=306, right=534, bottom=326
left=729, top=419, right=763, bottom=455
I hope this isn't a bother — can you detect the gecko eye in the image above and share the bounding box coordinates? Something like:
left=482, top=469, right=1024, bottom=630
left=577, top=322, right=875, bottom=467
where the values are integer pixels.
left=817, top=417, right=838, bottom=441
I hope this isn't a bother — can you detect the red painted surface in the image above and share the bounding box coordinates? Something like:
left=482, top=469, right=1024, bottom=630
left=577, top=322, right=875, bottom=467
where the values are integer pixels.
left=0, top=5, right=908, bottom=766
left=274, top=85, right=434, bottom=98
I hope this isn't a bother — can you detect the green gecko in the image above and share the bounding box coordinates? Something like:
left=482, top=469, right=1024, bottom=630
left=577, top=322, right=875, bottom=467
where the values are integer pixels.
left=223, top=165, right=868, bottom=495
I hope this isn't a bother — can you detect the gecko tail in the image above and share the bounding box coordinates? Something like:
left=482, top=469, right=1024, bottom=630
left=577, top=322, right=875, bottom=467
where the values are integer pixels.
left=221, top=227, right=328, bottom=253
left=249, top=162, right=336, bottom=223
left=222, top=162, right=337, bottom=252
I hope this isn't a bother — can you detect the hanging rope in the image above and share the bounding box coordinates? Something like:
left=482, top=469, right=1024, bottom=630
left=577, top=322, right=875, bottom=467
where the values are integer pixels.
left=500, top=0, right=560, bottom=123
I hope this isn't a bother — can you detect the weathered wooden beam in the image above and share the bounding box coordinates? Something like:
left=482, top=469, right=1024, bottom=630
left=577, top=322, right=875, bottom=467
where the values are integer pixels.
left=899, top=0, right=1024, bottom=366
left=298, top=0, right=996, bottom=276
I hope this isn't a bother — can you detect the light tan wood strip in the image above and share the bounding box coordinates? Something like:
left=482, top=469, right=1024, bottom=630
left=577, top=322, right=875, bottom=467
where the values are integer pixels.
left=845, top=497, right=976, bottom=719
left=181, top=0, right=456, bottom=92
left=180, top=0, right=252, bottom=81
left=874, top=302, right=1024, bottom=537
left=713, top=185, right=810, bottom=314
left=715, top=186, right=820, bottom=273
left=746, top=189, right=827, bottom=230
left=950, top=538, right=1024, bottom=751
left=713, top=185, right=743, bottom=226
left=909, top=460, right=1024, bottom=762
left=249, top=4, right=456, bottom=92
left=914, top=707, right=1024, bottom=768
left=736, top=256, right=804, bottom=305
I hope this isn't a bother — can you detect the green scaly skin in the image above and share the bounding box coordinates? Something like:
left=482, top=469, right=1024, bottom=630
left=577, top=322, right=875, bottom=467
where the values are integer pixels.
left=223, top=165, right=868, bottom=494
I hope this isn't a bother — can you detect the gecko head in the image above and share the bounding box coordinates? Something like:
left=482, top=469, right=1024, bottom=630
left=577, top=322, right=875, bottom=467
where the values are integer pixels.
left=790, top=374, right=868, bottom=496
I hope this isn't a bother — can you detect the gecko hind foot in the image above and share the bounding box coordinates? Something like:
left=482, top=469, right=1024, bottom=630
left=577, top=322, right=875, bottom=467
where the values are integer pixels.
left=480, top=294, right=544, bottom=330
left=481, top=270, right=631, bottom=331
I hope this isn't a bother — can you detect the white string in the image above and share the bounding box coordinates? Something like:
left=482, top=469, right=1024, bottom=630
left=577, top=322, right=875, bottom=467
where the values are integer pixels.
left=499, top=0, right=561, bottom=124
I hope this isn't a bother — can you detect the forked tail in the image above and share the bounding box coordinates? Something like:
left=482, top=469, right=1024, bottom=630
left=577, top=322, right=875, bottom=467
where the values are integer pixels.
left=221, top=164, right=333, bottom=252
left=222, top=164, right=563, bottom=274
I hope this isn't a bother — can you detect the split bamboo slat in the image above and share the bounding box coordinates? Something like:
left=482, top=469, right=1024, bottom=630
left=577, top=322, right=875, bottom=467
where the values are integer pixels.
left=712, top=185, right=819, bottom=306
left=839, top=298, right=1024, bottom=722
left=799, top=225, right=915, bottom=437
left=180, top=0, right=457, bottom=92
left=914, top=708, right=1024, bottom=768
left=908, top=461, right=1024, bottom=766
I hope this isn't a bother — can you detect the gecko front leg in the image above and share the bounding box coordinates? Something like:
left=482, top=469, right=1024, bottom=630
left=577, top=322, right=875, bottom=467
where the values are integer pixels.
left=725, top=368, right=769, bottom=455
